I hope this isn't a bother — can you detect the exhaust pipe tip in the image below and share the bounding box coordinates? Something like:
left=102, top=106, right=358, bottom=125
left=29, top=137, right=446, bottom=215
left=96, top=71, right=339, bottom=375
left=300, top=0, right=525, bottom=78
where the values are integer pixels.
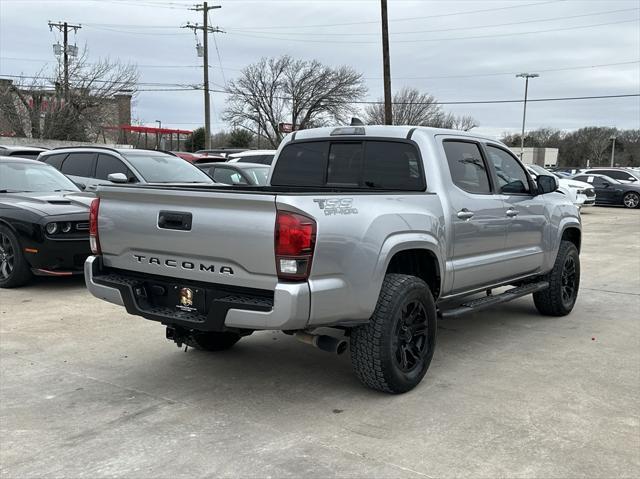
left=295, top=332, right=348, bottom=355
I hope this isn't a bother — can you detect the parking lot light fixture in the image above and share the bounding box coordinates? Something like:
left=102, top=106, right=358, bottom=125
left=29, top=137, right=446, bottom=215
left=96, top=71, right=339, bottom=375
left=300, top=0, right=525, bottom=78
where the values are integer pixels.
left=516, top=73, right=540, bottom=160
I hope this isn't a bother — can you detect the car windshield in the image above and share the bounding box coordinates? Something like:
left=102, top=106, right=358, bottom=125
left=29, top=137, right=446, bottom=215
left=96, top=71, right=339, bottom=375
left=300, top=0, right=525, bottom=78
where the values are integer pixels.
left=121, top=152, right=213, bottom=183
left=0, top=162, right=80, bottom=192
left=241, top=167, right=269, bottom=185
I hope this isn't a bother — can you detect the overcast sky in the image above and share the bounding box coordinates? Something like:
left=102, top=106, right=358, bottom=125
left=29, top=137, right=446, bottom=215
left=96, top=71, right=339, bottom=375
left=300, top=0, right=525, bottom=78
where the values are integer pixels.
left=1, top=0, right=638, bottom=138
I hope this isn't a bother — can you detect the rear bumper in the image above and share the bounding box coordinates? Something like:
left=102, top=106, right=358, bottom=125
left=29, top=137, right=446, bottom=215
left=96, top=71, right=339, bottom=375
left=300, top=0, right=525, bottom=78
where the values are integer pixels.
left=84, top=256, right=310, bottom=331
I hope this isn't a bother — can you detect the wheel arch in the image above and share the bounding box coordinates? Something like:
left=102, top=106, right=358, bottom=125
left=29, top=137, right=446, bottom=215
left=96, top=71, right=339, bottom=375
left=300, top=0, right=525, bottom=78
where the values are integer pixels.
left=376, top=233, right=444, bottom=301
left=561, top=225, right=582, bottom=252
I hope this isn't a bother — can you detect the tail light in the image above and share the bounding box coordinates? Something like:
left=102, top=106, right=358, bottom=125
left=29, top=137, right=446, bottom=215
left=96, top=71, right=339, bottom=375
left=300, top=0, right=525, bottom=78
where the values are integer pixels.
left=89, top=198, right=101, bottom=254
left=275, top=210, right=316, bottom=281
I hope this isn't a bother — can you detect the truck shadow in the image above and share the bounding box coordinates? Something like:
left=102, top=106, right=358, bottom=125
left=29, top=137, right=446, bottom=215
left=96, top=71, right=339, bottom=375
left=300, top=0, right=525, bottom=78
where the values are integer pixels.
left=116, top=297, right=560, bottom=410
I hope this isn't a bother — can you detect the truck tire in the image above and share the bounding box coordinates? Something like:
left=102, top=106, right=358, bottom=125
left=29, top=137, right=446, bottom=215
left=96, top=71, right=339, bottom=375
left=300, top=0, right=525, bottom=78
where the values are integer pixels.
left=350, top=274, right=437, bottom=394
left=185, top=331, right=241, bottom=351
left=533, top=240, right=580, bottom=316
left=0, top=225, right=32, bottom=288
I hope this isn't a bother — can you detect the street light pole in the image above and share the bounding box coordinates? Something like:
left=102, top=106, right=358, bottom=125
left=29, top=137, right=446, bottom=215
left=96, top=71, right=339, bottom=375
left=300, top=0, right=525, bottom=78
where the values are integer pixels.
left=516, top=73, right=539, bottom=160
left=610, top=136, right=617, bottom=167
left=155, top=120, right=162, bottom=150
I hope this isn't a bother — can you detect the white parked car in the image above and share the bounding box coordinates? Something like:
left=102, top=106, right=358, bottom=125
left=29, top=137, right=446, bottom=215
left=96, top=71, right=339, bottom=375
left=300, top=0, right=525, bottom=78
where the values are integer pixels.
left=226, top=149, right=276, bottom=165
left=527, top=165, right=595, bottom=208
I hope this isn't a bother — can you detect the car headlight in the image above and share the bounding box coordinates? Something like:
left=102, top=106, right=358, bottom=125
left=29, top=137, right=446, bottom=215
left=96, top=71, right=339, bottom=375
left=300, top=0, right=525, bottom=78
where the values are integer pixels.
left=61, top=222, right=72, bottom=233
left=45, top=222, right=58, bottom=234
left=576, top=189, right=586, bottom=195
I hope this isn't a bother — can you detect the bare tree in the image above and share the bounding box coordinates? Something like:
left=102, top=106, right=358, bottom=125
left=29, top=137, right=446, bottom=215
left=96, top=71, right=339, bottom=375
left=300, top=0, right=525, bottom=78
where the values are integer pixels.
left=0, top=46, right=138, bottom=141
left=223, top=56, right=367, bottom=148
left=364, top=87, right=478, bottom=130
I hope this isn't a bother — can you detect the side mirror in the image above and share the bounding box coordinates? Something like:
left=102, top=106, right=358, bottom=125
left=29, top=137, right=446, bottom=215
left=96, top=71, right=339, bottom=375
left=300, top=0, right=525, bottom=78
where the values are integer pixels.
left=601, top=182, right=610, bottom=188
left=536, top=174, right=558, bottom=195
left=107, top=172, right=128, bottom=184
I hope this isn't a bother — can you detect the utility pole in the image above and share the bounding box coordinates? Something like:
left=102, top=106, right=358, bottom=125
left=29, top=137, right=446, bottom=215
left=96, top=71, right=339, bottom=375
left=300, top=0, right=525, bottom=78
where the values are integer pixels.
left=609, top=136, right=617, bottom=167
left=515, top=72, right=539, bottom=160
left=380, top=0, right=392, bottom=125
left=183, top=3, right=222, bottom=149
left=48, top=21, right=81, bottom=102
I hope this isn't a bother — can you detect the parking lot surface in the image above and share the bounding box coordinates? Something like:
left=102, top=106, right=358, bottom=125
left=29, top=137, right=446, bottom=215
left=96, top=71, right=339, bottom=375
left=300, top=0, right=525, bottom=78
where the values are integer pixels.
left=1, top=207, right=639, bottom=478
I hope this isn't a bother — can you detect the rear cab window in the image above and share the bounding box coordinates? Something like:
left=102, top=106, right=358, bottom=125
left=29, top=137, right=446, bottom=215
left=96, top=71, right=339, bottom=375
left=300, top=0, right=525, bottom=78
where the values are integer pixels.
left=271, top=140, right=425, bottom=191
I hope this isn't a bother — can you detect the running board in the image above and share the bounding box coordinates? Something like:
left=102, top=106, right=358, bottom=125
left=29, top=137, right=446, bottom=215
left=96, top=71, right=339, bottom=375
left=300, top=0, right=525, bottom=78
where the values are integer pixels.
left=440, top=281, right=549, bottom=319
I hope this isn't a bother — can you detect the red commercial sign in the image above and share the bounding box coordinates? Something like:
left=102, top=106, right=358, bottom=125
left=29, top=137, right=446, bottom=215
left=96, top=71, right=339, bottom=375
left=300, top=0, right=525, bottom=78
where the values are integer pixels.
left=279, top=122, right=294, bottom=133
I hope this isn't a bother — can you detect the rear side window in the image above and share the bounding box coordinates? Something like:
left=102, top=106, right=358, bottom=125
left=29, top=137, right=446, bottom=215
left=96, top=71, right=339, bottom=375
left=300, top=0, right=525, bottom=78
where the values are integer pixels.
left=95, top=154, right=135, bottom=181
left=61, top=152, right=95, bottom=177
left=443, top=141, right=491, bottom=194
left=42, top=153, right=68, bottom=169
left=271, top=140, right=424, bottom=190
left=271, top=142, right=328, bottom=186
left=364, top=141, right=423, bottom=190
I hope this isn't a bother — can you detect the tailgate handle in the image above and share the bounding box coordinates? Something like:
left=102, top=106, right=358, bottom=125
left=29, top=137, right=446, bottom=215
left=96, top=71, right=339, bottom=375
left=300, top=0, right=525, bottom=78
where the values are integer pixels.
left=158, top=211, right=192, bottom=231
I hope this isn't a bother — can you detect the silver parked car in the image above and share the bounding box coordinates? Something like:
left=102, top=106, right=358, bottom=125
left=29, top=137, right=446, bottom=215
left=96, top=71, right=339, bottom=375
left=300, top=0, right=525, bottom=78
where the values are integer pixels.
left=39, top=147, right=213, bottom=190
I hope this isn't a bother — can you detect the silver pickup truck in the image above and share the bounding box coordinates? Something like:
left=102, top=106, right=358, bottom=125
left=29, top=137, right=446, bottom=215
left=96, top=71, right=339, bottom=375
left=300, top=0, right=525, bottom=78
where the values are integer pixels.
left=85, top=126, right=581, bottom=393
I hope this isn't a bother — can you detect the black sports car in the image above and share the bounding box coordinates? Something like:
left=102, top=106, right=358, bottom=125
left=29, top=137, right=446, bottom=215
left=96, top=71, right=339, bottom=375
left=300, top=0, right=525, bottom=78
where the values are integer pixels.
left=0, top=156, right=92, bottom=287
left=572, top=174, right=640, bottom=209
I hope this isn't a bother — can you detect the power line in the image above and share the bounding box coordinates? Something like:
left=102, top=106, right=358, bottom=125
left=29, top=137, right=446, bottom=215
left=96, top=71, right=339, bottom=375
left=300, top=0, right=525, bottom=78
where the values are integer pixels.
left=209, top=12, right=227, bottom=86
left=227, top=7, right=638, bottom=37
left=224, top=0, right=565, bottom=30
left=0, top=56, right=242, bottom=70
left=226, top=18, right=639, bottom=44
left=2, top=72, right=635, bottom=104
left=350, top=93, right=640, bottom=106
left=364, top=60, right=640, bottom=81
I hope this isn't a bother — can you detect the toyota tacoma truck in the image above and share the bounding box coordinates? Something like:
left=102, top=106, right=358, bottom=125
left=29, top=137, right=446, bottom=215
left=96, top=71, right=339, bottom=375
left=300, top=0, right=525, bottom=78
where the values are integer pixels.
left=85, top=126, right=581, bottom=393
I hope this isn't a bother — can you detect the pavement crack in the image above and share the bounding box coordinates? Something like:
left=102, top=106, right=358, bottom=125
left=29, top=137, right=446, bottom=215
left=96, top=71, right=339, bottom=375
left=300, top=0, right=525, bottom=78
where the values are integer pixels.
left=581, top=287, right=640, bottom=296
left=313, top=439, right=434, bottom=478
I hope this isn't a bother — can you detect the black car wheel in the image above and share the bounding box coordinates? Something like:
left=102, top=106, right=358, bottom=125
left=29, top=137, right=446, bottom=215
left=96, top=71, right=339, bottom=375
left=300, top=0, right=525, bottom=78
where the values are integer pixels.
left=0, top=225, right=32, bottom=288
left=350, top=274, right=437, bottom=394
left=533, top=241, right=580, bottom=316
left=623, top=192, right=640, bottom=209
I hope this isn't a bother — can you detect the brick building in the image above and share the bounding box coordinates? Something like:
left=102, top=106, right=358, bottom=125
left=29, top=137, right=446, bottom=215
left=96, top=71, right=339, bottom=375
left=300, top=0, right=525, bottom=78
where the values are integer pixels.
left=0, top=78, right=132, bottom=143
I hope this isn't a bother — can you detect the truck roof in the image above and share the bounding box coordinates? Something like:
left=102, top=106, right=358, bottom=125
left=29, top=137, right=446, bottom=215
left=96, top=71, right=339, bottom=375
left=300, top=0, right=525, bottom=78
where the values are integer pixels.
left=290, top=125, right=498, bottom=143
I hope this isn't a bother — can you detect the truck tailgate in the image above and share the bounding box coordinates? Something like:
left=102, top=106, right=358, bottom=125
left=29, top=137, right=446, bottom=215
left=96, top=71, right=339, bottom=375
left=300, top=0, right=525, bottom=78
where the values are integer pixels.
left=97, top=186, right=278, bottom=290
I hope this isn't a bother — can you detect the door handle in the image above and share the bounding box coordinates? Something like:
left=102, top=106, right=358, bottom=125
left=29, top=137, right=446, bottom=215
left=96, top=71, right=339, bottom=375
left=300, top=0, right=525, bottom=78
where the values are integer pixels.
left=506, top=209, right=519, bottom=217
left=457, top=209, right=475, bottom=220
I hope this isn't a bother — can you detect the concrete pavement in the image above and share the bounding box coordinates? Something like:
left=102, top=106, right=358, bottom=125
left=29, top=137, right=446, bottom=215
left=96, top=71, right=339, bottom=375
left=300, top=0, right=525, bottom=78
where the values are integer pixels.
left=1, top=206, right=639, bottom=478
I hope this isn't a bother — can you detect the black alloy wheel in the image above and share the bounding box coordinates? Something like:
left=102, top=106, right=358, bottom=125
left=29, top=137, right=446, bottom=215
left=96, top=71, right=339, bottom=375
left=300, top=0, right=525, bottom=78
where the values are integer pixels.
left=393, top=299, right=430, bottom=373
left=0, top=232, right=14, bottom=281
left=561, top=255, right=578, bottom=309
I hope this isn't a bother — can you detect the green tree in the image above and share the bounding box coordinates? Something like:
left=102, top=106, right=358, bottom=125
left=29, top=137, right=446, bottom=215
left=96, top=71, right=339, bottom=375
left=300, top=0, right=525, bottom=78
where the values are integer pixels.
left=186, top=127, right=205, bottom=152
left=228, top=128, right=254, bottom=147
